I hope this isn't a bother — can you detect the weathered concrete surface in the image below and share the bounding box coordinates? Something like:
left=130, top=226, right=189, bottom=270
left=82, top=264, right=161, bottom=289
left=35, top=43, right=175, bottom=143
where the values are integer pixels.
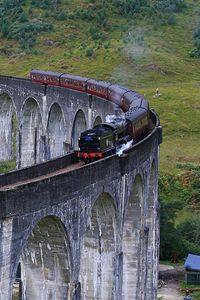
left=0, top=127, right=160, bottom=300
left=20, top=216, right=72, bottom=299
left=0, top=93, right=15, bottom=161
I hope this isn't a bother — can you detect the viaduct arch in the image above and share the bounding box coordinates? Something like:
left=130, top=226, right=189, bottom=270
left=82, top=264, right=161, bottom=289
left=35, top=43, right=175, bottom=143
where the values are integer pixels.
left=0, top=74, right=162, bottom=300
left=0, top=76, right=113, bottom=168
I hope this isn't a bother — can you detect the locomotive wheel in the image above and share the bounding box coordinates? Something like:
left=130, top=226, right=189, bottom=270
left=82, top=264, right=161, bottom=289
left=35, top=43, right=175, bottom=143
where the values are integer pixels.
left=85, top=157, right=90, bottom=164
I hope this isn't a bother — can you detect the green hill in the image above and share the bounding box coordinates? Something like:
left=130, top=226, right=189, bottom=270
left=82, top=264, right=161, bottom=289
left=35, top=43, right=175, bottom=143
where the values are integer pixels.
left=0, top=0, right=200, bottom=260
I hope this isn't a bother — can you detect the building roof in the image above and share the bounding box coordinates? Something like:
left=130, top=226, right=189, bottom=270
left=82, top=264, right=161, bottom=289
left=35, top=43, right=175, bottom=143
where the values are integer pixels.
left=184, top=254, right=200, bottom=271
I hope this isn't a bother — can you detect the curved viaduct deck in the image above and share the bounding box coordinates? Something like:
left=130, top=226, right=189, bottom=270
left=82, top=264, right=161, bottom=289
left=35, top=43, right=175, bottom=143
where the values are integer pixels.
left=0, top=74, right=162, bottom=300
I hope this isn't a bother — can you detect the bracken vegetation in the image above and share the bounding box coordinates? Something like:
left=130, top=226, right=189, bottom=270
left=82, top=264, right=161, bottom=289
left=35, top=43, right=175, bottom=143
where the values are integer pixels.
left=0, top=0, right=187, bottom=52
left=0, top=0, right=55, bottom=52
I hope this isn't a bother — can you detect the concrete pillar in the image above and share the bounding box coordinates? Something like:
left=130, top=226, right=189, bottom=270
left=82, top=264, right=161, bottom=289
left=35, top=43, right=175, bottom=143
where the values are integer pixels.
left=0, top=219, right=13, bottom=300
left=79, top=194, right=116, bottom=300
left=122, top=175, right=143, bottom=300
left=47, top=103, right=66, bottom=159
left=20, top=98, right=43, bottom=168
left=0, top=93, right=15, bottom=161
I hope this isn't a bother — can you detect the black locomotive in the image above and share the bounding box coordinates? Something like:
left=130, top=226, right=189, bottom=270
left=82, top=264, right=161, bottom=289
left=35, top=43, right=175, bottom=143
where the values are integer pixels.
left=77, top=121, right=128, bottom=162
left=78, top=102, right=151, bottom=162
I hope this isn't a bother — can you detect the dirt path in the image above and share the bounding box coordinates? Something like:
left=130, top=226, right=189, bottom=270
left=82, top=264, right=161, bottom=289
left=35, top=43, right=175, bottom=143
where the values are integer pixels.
left=157, top=280, right=183, bottom=300
left=158, top=264, right=184, bottom=300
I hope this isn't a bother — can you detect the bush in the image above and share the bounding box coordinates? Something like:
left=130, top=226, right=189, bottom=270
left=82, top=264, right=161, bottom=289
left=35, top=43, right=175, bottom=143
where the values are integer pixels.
left=96, top=9, right=107, bottom=27
left=159, top=198, right=185, bottom=260
left=56, top=11, right=66, bottom=20
left=177, top=215, right=200, bottom=245
left=181, top=239, right=200, bottom=256
left=153, top=0, right=186, bottom=13
left=89, top=26, right=105, bottom=41
left=112, top=0, right=145, bottom=17
left=190, top=24, right=200, bottom=57
left=18, top=12, right=28, bottom=23
left=31, top=0, right=59, bottom=9
left=1, top=22, right=10, bottom=37
left=74, top=8, right=94, bottom=21
left=104, top=41, right=111, bottom=49
left=86, top=47, right=94, bottom=57
left=167, top=14, right=176, bottom=25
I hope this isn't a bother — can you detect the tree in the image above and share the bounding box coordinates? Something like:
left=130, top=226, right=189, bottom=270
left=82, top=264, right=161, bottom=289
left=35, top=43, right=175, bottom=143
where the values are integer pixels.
left=177, top=215, right=200, bottom=245
left=160, top=198, right=185, bottom=260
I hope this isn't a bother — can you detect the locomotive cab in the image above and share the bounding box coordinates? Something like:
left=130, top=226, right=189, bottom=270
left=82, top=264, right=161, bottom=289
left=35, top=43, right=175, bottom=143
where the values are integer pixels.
left=77, top=120, right=132, bottom=163
left=77, top=124, right=115, bottom=162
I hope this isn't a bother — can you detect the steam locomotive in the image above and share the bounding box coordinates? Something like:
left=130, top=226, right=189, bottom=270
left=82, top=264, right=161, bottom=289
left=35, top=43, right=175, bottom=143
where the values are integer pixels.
left=30, top=70, right=154, bottom=162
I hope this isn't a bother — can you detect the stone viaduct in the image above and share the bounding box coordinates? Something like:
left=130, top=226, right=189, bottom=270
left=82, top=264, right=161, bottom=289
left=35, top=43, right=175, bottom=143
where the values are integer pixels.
left=0, top=74, right=162, bottom=300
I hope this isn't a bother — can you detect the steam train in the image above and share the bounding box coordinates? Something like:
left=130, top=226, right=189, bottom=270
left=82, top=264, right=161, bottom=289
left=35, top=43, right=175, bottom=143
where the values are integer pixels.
left=30, top=70, right=154, bottom=162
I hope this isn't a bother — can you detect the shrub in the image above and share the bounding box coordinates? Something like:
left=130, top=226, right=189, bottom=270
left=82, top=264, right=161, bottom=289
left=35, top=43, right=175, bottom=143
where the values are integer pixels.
left=104, top=41, right=111, bottom=49
left=153, top=0, right=186, bottom=13
left=112, top=0, right=147, bottom=17
left=190, top=24, right=200, bottom=57
left=86, top=47, right=94, bottom=57
left=28, top=7, right=33, bottom=14
left=43, top=11, right=49, bottom=18
left=159, top=198, right=185, bottom=260
left=74, top=8, right=94, bottom=21
left=96, top=9, right=107, bottom=27
left=167, top=14, right=176, bottom=25
left=1, top=22, right=10, bottom=37
left=18, top=12, right=28, bottom=23
left=177, top=215, right=200, bottom=245
left=56, top=11, right=66, bottom=20
left=89, top=26, right=105, bottom=41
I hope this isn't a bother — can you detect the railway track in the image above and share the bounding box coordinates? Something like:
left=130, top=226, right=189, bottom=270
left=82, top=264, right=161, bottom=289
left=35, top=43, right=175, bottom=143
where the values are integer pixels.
left=0, top=161, right=84, bottom=192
